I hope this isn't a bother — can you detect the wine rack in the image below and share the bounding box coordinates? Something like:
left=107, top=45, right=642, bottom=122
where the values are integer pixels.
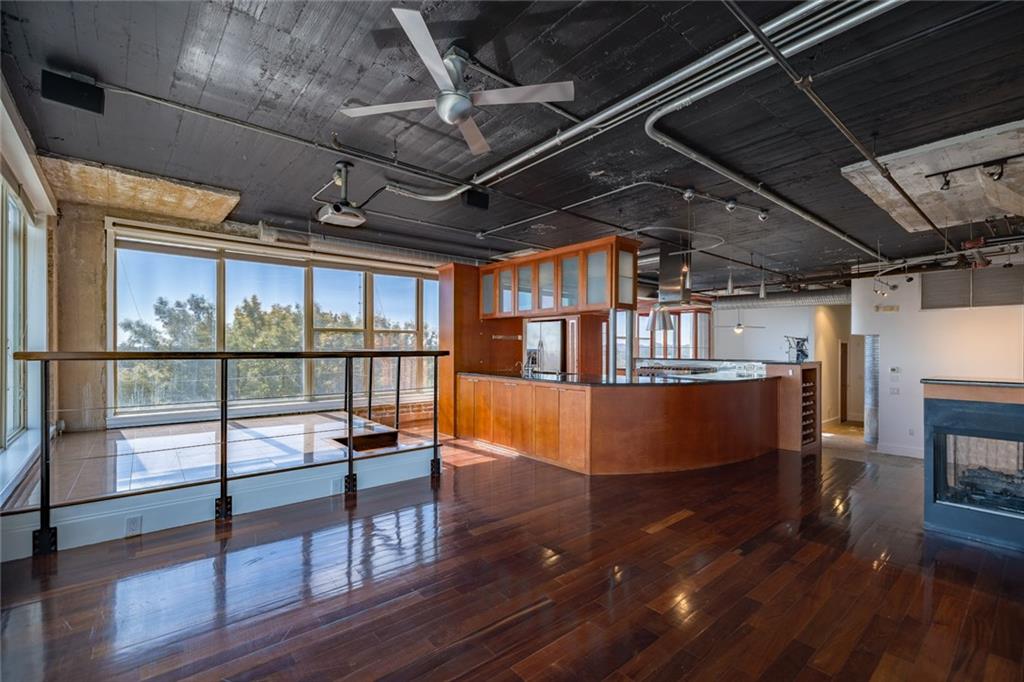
left=801, top=367, right=817, bottom=446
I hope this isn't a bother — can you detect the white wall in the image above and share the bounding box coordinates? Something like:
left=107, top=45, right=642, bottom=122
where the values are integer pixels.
left=851, top=276, right=1024, bottom=457
left=813, top=305, right=851, bottom=424
left=713, top=306, right=816, bottom=361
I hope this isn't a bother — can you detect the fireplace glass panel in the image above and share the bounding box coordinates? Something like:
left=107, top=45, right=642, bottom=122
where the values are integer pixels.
left=938, top=433, right=1024, bottom=515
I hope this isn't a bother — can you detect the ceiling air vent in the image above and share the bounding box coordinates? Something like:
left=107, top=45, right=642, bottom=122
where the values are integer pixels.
left=921, top=267, right=1024, bottom=309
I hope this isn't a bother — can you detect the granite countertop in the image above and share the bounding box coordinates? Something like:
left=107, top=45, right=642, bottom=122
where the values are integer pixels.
left=921, top=377, right=1024, bottom=388
left=459, top=371, right=780, bottom=387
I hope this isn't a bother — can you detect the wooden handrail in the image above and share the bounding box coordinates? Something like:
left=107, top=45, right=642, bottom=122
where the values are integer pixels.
left=14, top=349, right=449, bottom=361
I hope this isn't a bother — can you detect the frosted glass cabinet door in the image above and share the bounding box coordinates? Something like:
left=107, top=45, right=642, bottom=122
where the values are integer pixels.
left=586, top=250, right=608, bottom=306
left=617, top=249, right=635, bottom=305
left=481, top=272, right=495, bottom=316
left=517, top=264, right=533, bottom=312
left=560, top=256, right=579, bottom=308
left=499, top=268, right=514, bottom=314
left=538, top=260, right=555, bottom=310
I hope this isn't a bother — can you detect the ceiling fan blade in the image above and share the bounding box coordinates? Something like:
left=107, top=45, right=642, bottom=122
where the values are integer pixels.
left=471, top=81, right=575, bottom=106
left=391, top=8, right=454, bottom=92
left=457, top=116, right=491, bottom=155
left=339, top=99, right=435, bottom=118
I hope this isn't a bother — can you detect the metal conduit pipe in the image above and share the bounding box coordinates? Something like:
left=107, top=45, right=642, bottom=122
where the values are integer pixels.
left=711, top=288, right=851, bottom=310
left=384, top=0, right=833, bottom=203
left=644, top=0, right=903, bottom=263
left=722, top=0, right=956, bottom=252
left=476, top=180, right=766, bottom=239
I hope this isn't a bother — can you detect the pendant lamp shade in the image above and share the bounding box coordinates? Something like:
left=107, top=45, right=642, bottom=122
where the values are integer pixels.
left=648, top=305, right=676, bottom=332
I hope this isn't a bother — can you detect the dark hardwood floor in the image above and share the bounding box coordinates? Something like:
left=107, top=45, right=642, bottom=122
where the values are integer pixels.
left=2, top=437, right=1023, bottom=681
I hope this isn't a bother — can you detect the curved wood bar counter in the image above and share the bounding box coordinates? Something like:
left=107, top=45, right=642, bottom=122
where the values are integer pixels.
left=456, top=373, right=783, bottom=474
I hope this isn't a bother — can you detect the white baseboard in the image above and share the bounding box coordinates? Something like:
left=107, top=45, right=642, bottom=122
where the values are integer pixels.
left=1, top=447, right=434, bottom=561
left=875, top=441, right=923, bottom=458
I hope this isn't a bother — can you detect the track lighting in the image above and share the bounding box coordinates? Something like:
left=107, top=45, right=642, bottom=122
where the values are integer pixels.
left=682, top=188, right=695, bottom=202
left=725, top=200, right=737, bottom=212
left=757, top=211, right=768, bottom=222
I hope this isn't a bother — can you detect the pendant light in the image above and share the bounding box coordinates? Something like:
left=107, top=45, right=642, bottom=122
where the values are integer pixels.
left=726, top=271, right=734, bottom=295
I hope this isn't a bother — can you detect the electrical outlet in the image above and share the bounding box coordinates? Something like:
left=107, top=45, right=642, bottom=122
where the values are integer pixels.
left=125, top=515, right=142, bottom=537
left=889, top=387, right=900, bottom=395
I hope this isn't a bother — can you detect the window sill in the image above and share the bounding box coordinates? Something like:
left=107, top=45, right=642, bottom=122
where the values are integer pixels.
left=0, top=427, right=41, bottom=506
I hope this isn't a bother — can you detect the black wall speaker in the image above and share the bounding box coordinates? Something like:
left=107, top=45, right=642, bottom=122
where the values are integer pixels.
left=41, top=70, right=105, bottom=115
left=462, top=188, right=489, bottom=210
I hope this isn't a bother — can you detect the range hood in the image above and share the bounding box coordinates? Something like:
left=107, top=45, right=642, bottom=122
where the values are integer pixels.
left=649, top=243, right=690, bottom=331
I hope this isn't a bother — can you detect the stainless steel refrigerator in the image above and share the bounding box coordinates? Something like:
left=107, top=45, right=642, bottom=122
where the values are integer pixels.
left=524, top=320, right=565, bottom=374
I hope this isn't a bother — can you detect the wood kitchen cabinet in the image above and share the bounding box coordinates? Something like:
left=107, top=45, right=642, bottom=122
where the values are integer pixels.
left=533, top=385, right=560, bottom=461
left=457, top=374, right=590, bottom=473
left=491, top=381, right=513, bottom=447
left=479, top=235, right=639, bottom=319
left=510, top=382, right=534, bottom=453
left=457, top=375, right=476, bottom=439
left=473, top=378, right=493, bottom=441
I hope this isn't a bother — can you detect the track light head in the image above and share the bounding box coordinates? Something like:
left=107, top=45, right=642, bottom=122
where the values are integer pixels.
left=757, top=211, right=768, bottom=222
left=725, top=200, right=737, bottom=212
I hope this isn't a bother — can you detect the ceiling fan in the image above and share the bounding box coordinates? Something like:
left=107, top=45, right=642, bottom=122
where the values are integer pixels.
left=716, top=312, right=765, bottom=335
left=339, top=8, right=575, bottom=155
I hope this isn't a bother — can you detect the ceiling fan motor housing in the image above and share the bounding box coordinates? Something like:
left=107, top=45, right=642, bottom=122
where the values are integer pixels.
left=436, top=91, right=472, bottom=125
left=437, top=51, right=472, bottom=124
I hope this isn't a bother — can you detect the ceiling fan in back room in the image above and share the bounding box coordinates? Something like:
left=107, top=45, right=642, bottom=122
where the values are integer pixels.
left=340, top=8, right=575, bottom=156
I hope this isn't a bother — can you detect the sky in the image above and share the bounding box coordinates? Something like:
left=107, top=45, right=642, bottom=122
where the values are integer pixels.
left=116, top=248, right=433, bottom=334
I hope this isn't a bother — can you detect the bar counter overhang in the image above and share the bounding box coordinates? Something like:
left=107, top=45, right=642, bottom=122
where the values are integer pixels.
left=456, top=370, right=804, bottom=474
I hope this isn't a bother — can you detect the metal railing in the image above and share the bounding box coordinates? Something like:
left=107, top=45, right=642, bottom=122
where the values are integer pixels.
left=10, top=349, right=448, bottom=556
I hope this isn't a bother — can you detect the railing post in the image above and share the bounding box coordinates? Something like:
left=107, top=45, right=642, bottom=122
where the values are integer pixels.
left=216, top=358, right=232, bottom=520
left=394, top=357, right=401, bottom=431
left=33, top=360, right=57, bottom=555
left=431, top=356, right=441, bottom=479
left=366, top=357, right=373, bottom=422
left=344, top=356, right=357, bottom=495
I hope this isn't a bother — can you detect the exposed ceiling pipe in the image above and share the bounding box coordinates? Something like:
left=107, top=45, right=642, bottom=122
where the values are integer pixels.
left=383, top=0, right=834, bottom=203
left=722, top=0, right=957, bottom=253
left=712, top=288, right=851, bottom=310
left=644, top=1, right=903, bottom=264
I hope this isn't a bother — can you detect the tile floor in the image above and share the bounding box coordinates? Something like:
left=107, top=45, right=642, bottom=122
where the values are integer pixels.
left=5, top=410, right=434, bottom=509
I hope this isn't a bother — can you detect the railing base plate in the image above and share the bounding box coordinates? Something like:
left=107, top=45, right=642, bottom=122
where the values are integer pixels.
left=215, top=496, right=233, bottom=520
left=344, top=473, right=358, bottom=494
left=33, top=527, right=58, bottom=555
left=430, top=458, right=441, bottom=478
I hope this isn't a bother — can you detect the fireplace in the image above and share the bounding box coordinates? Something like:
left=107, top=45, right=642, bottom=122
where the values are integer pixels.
left=935, top=432, right=1024, bottom=515
left=923, top=378, right=1024, bottom=551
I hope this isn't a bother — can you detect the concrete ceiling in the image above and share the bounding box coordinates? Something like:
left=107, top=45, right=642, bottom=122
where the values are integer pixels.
left=2, top=1, right=1024, bottom=290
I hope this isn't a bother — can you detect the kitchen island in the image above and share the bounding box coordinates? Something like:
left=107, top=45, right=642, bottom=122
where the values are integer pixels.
left=456, top=371, right=784, bottom=474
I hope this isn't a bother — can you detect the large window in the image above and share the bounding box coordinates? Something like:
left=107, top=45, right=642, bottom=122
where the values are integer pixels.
left=2, top=187, right=27, bottom=442
left=634, top=309, right=713, bottom=361
left=225, top=259, right=305, bottom=402
left=115, top=245, right=218, bottom=410
left=112, top=236, right=438, bottom=412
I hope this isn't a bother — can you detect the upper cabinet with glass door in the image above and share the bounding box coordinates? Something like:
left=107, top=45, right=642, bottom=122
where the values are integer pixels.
left=478, top=236, right=639, bottom=318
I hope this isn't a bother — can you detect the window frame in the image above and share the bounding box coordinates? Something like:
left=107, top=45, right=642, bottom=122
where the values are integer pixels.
left=106, top=219, right=438, bottom=421
left=1, top=183, right=28, bottom=446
